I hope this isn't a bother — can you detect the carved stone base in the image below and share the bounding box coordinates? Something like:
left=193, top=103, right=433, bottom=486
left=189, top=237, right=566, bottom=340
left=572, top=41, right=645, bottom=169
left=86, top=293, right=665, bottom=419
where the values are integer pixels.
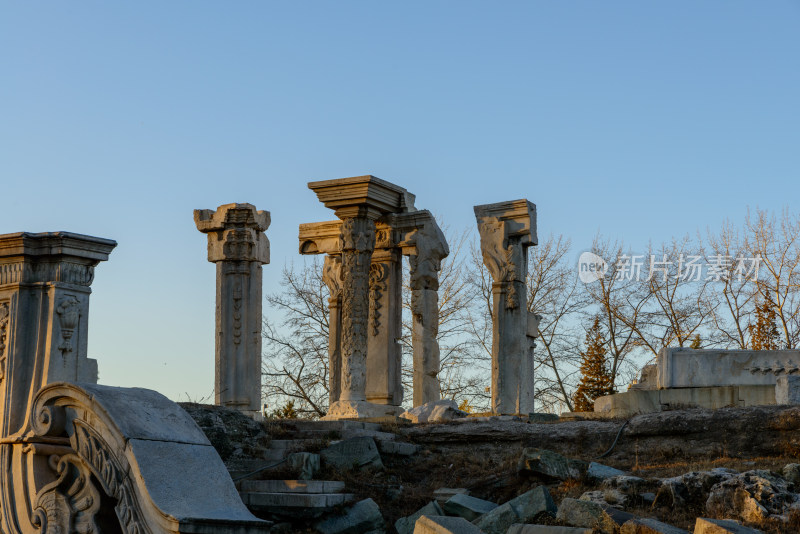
left=322, top=400, right=404, bottom=420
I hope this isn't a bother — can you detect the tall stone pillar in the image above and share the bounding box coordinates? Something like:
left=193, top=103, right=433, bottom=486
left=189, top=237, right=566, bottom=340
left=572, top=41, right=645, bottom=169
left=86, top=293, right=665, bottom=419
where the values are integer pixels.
left=195, top=203, right=269, bottom=417
left=522, top=312, right=542, bottom=414
left=366, top=245, right=403, bottom=406
left=0, top=232, right=116, bottom=437
left=322, top=254, right=343, bottom=405
left=405, top=217, right=449, bottom=407
left=309, top=175, right=412, bottom=419
left=474, top=200, right=537, bottom=415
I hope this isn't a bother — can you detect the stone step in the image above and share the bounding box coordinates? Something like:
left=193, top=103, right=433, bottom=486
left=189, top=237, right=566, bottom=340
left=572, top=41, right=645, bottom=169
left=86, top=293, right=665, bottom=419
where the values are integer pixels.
left=241, top=491, right=356, bottom=515
left=238, top=479, right=345, bottom=494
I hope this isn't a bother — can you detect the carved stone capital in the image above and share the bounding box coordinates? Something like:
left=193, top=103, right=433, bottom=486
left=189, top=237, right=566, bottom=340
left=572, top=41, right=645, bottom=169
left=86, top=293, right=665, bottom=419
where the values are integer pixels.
left=474, top=199, right=536, bottom=285
left=194, top=203, right=270, bottom=264
left=340, top=218, right=376, bottom=253
left=322, top=255, right=343, bottom=300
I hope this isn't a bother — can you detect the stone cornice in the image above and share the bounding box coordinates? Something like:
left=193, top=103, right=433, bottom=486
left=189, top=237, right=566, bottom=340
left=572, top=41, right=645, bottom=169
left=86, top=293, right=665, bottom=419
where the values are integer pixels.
left=308, top=175, right=415, bottom=220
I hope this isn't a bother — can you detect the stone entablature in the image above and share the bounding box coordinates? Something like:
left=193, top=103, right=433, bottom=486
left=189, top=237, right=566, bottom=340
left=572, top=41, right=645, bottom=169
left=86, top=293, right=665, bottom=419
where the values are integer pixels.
left=474, top=199, right=537, bottom=415
left=195, top=204, right=270, bottom=417
left=302, top=176, right=448, bottom=418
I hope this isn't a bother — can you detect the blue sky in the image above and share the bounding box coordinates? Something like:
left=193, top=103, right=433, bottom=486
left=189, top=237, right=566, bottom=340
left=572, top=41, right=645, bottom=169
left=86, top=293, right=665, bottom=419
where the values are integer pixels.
left=1, top=2, right=798, bottom=401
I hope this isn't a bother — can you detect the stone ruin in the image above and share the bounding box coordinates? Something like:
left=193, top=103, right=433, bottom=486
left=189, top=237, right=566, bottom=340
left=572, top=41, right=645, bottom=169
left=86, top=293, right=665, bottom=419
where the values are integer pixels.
left=0, top=232, right=270, bottom=534
left=0, top=174, right=542, bottom=532
left=594, top=346, right=800, bottom=418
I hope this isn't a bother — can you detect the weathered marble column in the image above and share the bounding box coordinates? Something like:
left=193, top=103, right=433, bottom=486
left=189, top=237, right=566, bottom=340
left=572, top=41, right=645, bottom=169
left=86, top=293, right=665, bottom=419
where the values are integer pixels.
left=474, top=200, right=537, bottom=414
left=522, top=312, right=542, bottom=414
left=195, top=203, right=269, bottom=417
left=366, top=245, right=403, bottom=406
left=309, top=175, right=412, bottom=419
left=0, top=232, right=116, bottom=436
left=404, top=215, right=449, bottom=407
left=322, top=254, right=343, bottom=405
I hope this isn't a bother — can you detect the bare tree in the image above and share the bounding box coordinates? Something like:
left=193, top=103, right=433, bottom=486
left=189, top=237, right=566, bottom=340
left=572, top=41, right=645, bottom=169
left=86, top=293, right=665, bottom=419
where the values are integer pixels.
left=262, top=260, right=330, bottom=418
left=746, top=208, right=800, bottom=348
left=526, top=234, right=587, bottom=413
left=584, top=237, right=651, bottom=388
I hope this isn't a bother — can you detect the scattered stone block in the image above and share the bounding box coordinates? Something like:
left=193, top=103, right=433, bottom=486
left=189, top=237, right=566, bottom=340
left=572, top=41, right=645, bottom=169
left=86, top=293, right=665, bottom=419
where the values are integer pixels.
left=287, top=452, right=321, bottom=480
left=555, top=498, right=617, bottom=534
left=378, top=440, right=420, bottom=456
left=315, top=498, right=385, bottom=534
left=433, top=488, right=470, bottom=506
left=442, top=493, right=498, bottom=521
left=414, top=515, right=484, bottom=534
left=706, top=470, right=795, bottom=523
left=694, top=518, right=764, bottom=534
left=474, top=486, right=556, bottom=534
left=395, top=501, right=443, bottom=534
left=579, top=489, right=627, bottom=509
left=401, top=399, right=468, bottom=423
left=517, top=448, right=587, bottom=480
left=320, top=436, right=383, bottom=471
left=621, top=517, right=689, bottom=533
left=239, top=479, right=345, bottom=494
left=507, top=525, right=592, bottom=534
left=587, top=461, right=627, bottom=481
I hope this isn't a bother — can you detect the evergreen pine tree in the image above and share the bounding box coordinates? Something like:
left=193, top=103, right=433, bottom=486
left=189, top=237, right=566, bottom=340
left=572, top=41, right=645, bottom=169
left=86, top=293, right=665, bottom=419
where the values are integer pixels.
left=750, top=292, right=781, bottom=350
left=572, top=317, right=616, bottom=412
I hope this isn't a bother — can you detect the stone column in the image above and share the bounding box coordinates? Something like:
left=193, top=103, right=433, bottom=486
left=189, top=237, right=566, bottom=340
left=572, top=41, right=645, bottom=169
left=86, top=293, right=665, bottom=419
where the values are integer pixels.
left=522, top=312, right=542, bottom=414
left=308, top=175, right=411, bottom=419
left=474, top=200, right=537, bottom=415
left=407, top=220, right=449, bottom=407
left=339, top=217, right=375, bottom=402
left=366, top=245, right=403, bottom=406
left=0, top=232, right=116, bottom=437
left=322, top=254, right=343, bottom=405
left=195, top=203, right=269, bottom=417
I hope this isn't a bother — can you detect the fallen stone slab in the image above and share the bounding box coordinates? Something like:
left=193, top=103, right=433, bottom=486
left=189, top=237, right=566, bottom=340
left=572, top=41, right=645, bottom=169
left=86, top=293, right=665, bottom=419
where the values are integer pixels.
left=587, top=461, right=627, bottom=481
left=342, top=428, right=397, bottom=442
left=694, top=518, right=764, bottom=534
left=321, top=436, right=383, bottom=471
left=507, top=525, right=592, bottom=534
left=620, top=517, right=689, bottom=533
left=401, top=399, right=468, bottom=423
left=433, top=488, right=470, bottom=506
left=517, top=448, right=587, bottom=480
left=414, top=515, right=484, bottom=534
left=474, top=486, right=557, bottom=534
left=315, top=498, right=385, bottom=534
left=555, top=498, right=617, bottom=534
left=378, top=440, right=420, bottom=456
left=442, top=493, right=498, bottom=521
left=395, top=501, right=444, bottom=534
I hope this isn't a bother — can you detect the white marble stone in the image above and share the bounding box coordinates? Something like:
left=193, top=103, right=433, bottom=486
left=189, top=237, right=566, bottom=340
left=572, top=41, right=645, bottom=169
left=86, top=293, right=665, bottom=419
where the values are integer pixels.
left=474, top=200, right=537, bottom=414
left=195, top=203, right=270, bottom=416
left=301, top=177, right=449, bottom=413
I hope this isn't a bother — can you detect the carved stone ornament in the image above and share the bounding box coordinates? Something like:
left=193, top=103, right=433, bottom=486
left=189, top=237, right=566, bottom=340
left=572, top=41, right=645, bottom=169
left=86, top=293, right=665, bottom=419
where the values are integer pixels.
left=368, top=263, right=388, bottom=336
left=32, top=452, right=103, bottom=534
left=56, top=296, right=81, bottom=354
left=322, top=255, right=343, bottom=301
left=0, top=302, right=8, bottom=382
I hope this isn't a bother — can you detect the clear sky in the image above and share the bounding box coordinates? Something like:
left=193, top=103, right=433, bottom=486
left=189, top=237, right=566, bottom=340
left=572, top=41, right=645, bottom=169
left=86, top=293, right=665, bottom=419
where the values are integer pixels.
left=2, top=2, right=798, bottom=401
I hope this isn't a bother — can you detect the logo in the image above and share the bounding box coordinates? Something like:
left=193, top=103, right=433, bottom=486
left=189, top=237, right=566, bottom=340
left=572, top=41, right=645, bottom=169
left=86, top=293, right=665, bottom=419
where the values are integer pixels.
left=578, top=252, right=608, bottom=283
